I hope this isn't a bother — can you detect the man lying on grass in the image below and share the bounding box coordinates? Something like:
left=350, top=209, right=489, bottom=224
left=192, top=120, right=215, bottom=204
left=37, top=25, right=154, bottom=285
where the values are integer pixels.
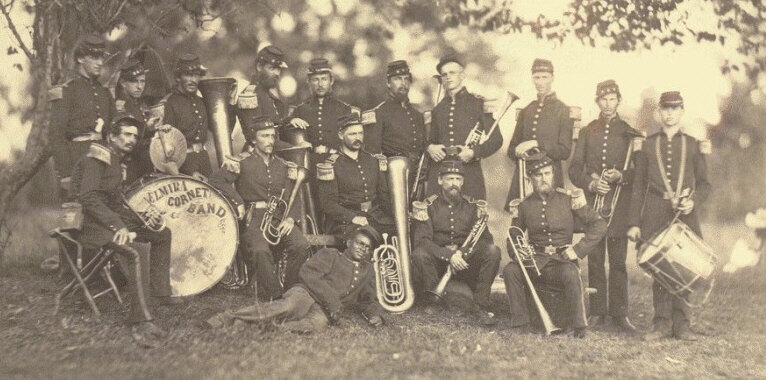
left=207, top=225, right=386, bottom=332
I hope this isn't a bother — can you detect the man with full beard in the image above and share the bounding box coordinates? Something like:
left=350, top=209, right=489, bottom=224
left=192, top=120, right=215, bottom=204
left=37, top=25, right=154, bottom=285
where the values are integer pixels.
left=363, top=60, right=428, bottom=199
left=502, top=152, right=606, bottom=338
left=315, top=114, right=395, bottom=239
left=236, top=46, right=291, bottom=124
left=410, top=160, right=501, bottom=326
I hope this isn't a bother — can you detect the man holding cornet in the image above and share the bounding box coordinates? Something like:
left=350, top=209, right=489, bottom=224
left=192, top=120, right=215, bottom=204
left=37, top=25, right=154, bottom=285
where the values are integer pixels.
left=568, top=80, right=642, bottom=333
left=411, top=160, right=501, bottom=326
left=627, top=91, right=711, bottom=341
left=503, top=152, right=606, bottom=338
left=70, top=113, right=173, bottom=347
left=209, top=115, right=310, bottom=301
left=505, top=59, right=574, bottom=211
left=425, top=54, right=503, bottom=200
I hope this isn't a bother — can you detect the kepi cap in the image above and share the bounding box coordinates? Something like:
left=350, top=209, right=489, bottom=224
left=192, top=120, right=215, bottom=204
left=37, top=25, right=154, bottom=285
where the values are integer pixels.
left=257, top=45, right=288, bottom=69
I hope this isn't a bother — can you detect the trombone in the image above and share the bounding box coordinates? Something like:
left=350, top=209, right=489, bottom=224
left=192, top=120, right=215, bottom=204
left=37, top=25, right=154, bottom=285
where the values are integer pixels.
left=507, top=226, right=561, bottom=335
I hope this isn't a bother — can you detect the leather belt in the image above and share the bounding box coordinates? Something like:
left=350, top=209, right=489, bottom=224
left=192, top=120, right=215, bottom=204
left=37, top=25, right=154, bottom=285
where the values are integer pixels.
left=71, top=132, right=102, bottom=142
left=247, top=201, right=268, bottom=209
left=342, top=201, right=373, bottom=213
left=533, top=244, right=568, bottom=256
left=187, top=143, right=206, bottom=153
left=647, top=185, right=691, bottom=200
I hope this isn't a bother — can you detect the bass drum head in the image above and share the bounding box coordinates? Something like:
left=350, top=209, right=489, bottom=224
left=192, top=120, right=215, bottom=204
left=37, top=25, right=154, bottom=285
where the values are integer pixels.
left=125, top=175, right=239, bottom=296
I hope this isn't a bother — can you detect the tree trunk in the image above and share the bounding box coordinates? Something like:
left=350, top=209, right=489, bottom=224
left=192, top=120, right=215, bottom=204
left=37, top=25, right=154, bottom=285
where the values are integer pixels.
left=0, top=3, right=62, bottom=224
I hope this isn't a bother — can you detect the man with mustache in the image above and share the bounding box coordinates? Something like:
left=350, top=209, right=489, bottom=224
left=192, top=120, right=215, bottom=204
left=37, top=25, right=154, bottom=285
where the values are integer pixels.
left=289, top=57, right=358, bottom=158
left=627, top=91, right=711, bottom=341
left=315, top=113, right=395, bottom=239
left=207, top=225, right=385, bottom=332
left=164, top=54, right=212, bottom=180
left=49, top=35, right=116, bottom=198
left=425, top=54, right=502, bottom=200
left=568, top=80, right=642, bottom=333
left=209, top=115, right=310, bottom=301
left=505, top=58, right=574, bottom=212
left=503, top=152, right=606, bottom=338
left=69, top=113, right=174, bottom=348
left=411, top=160, right=501, bottom=326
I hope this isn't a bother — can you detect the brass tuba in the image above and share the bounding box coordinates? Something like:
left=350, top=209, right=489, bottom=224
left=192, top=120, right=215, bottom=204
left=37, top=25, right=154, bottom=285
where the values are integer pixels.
left=372, top=156, right=415, bottom=313
left=198, top=77, right=237, bottom=165
left=260, top=164, right=309, bottom=245
left=428, top=200, right=489, bottom=300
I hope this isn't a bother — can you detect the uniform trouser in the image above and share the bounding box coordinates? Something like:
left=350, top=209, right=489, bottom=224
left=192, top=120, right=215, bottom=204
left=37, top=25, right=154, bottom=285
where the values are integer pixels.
left=653, top=280, right=690, bottom=333
left=503, top=259, right=587, bottom=328
left=227, top=286, right=329, bottom=333
left=179, top=151, right=212, bottom=178
left=411, top=241, right=500, bottom=309
left=588, top=236, right=629, bottom=318
left=241, top=221, right=310, bottom=300
left=58, top=140, right=94, bottom=201
left=104, top=228, right=172, bottom=324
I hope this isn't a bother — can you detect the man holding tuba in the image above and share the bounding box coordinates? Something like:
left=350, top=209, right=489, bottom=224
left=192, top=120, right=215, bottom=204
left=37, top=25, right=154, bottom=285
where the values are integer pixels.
left=70, top=113, right=174, bottom=347
left=505, top=59, right=574, bottom=212
left=207, top=226, right=385, bottom=333
left=163, top=53, right=212, bottom=180
left=411, top=160, right=500, bottom=326
left=568, top=80, right=642, bottom=333
left=503, top=152, right=606, bottom=338
left=315, top=113, right=396, bottom=239
left=208, top=115, right=310, bottom=301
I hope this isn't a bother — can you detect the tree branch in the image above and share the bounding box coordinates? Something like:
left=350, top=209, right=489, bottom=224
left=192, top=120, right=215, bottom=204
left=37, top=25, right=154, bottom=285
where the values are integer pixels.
left=0, top=0, right=35, bottom=60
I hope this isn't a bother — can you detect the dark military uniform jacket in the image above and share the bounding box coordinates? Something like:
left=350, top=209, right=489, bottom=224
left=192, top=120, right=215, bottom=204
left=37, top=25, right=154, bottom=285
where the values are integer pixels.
left=316, top=151, right=391, bottom=224
left=240, top=83, right=288, bottom=123
left=292, top=94, right=355, bottom=152
left=363, top=95, right=427, bottom=159
left=208, top=151, right=300, bottom=221
left=506, top=93, right=573, bottom=206
left=568, top=114, right=641, bottom=236
left=297, top=247, right=381, bottom=316
left=628, top=130, right=711, bottom=238
left=70, top=142, right=140, bottom=249
left=427, top=87, right=502, bottom=199
left=412, top=194, right=492, bottom=262
left=513, top=190, right=607, bottom=268
left=49, top=73, right=116, bottom=177
left=164, top=88, right=208, bottom=145
left=115, top=93, right=149, bottom=140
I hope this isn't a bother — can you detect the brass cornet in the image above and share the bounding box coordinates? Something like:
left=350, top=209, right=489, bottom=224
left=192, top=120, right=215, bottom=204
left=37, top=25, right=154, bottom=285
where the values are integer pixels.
left=260, top=165, right=309, bottom=245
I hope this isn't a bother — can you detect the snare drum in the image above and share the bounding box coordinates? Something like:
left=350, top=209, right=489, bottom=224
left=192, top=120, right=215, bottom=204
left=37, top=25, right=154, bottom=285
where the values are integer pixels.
left=637, top=220, right=717, bottom=300
left=125, top=175, right=239, bottom=296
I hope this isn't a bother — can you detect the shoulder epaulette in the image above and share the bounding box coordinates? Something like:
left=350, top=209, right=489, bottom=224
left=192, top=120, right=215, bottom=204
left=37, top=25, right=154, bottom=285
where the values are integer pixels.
left=325, top=153, right=340, bottom=165
left=425, top=194, right=438, bottom=206
left=86, top=143, right=112, bottom=165
left=556, top=187, right=571, bottom=196
left=47, top=79, right=73, bottom=101
left=569, top=106, right=582, bottom=121
left=361, top=109, right=377, bottom=125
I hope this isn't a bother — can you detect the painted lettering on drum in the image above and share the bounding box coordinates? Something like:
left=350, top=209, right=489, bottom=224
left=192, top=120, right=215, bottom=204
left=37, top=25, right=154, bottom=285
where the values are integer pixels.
left=142, top=180, right=189, bottom=204
left=165, top=186, right=212, bottom=207
left=185, top=202, right=228, bottom=217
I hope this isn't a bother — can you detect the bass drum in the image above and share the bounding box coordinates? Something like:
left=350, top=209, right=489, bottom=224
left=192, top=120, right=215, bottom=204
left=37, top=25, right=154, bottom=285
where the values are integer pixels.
left=125, top=174, right=239, bottom=296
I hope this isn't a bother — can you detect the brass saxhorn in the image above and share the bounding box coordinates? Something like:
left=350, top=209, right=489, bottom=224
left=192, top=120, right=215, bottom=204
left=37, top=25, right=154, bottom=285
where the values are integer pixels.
left=507, top=226, right=561, bottom=336
left=428, top=201, right=489, bottom=300
left=372, top=156, right=415, bottom=313
left=260, top=164, right=309, bottom=245
left=593, top=134, right=643, bottom=226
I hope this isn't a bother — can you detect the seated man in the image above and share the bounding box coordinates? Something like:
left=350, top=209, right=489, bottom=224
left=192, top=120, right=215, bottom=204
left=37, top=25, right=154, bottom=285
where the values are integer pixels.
left=207, top=225, right=385, bottom=333
left=502, top=152, right=607, bottom=338
left=316, top=113, right=395, bottom=239
left=411, top=160, right=501, bottom=326
left=69, top=113, right=174, bottom=347
left=208, top=115, right=310, bottom=301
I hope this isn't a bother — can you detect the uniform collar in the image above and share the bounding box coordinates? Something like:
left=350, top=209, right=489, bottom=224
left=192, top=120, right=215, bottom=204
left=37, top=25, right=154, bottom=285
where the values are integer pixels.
left=310, top=93, right=333, bottom=105
left=661, top=126, right=681, bottom=139
left=339, top=149, right=361, bottom=161
left=437, top=192, right=467, bottom=207
left=387, top=93, right=410, bottom=107
left=174, top=86, right=199, bottom=98
left=600, top=113, right=621, bottom=124
left=537, top=92, right=557, bottom=104
left=77, top=72, right=100, bottom=85
left=446, top=86, right=467, bottom=101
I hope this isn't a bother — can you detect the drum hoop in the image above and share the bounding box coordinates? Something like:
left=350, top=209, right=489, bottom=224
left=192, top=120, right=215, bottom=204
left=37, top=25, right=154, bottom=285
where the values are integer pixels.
left=124, top=173, right=240, bottom=296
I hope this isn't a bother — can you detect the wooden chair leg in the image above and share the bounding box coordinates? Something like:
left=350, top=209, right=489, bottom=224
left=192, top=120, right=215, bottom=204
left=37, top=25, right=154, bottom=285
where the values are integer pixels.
left=55, top=244, right=100, bottom=318
left=101, top=259, right=123, bottom=304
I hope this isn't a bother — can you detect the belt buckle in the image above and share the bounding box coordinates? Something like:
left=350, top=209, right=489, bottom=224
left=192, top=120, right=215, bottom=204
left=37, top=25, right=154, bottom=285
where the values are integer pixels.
left=544, top=245, right=556, bottom=255
left=360, top=201, right=372, bottom=213
left=193, top=143, right=203, bottom=153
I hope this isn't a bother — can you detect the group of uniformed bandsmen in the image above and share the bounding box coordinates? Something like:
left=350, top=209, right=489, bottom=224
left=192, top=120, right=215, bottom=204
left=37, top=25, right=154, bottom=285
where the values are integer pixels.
left=52, top=34, right=710, bottom=347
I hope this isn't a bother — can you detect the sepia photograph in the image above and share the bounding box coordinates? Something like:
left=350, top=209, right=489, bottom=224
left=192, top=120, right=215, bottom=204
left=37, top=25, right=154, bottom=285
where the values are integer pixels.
left=0, top=0, right=764, bottom=378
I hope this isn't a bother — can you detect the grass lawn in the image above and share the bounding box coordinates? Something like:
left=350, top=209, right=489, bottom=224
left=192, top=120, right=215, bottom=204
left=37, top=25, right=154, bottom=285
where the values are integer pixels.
left=1, top=209, right=765, bottom=379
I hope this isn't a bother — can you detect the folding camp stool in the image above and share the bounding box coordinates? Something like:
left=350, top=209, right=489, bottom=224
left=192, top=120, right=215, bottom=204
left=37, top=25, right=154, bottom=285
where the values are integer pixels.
left=49, top=227, right=123, bottom=319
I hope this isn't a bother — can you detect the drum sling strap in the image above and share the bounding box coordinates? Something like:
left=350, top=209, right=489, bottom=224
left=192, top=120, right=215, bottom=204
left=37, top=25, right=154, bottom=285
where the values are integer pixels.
left=655, top=134, right=686, bottom=203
